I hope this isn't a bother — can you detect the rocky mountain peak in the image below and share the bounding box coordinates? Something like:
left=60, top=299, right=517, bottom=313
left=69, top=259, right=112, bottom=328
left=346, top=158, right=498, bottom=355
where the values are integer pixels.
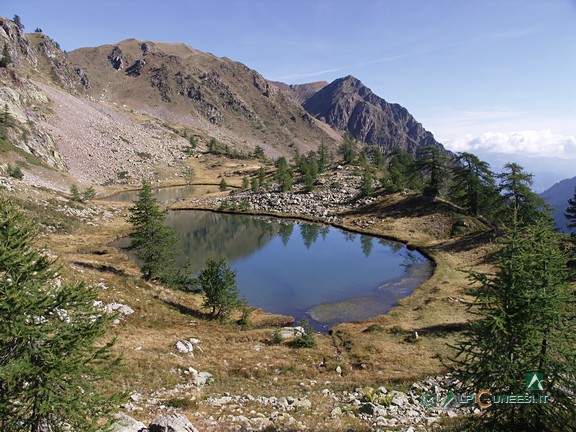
left=302, top=75, right=446, bottom=157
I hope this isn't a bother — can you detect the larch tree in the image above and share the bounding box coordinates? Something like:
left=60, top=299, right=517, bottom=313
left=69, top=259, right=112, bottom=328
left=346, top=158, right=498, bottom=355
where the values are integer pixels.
left=13, top=15, right=24, bottom=31
left=450, top=152, right=497, bottom=216
left=195, top=257, right=242, bottom=320
left=497, top=163, right=549, bottom=227
left=386, top=148, right=419, bottom=192
left=275, top=157, right=293, bottom=192
left=126, top=180, right=177, bottom=282
left=0, top=196, right=122, bottom=431
left=451, top=222, right=576, bottom=432
left=413, top=145, right=450, bottom=197
left=0, top=43, right=12, bottom=68
left=339, top=131, right=357, bottom=164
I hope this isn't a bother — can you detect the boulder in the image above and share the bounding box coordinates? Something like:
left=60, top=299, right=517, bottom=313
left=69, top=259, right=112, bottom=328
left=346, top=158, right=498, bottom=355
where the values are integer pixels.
left=193, top=371, right=213, bottom=387
left=279, top=326, right=305, bottom=339
left=148, top=413, right=198, bottom=432
left=111, top=413, right=147, bottom=432
left=175, top=340, right=194, bottom=354
left=291, top=398, right=312, bottom=409
left=105, top=302, right=134, bottom=316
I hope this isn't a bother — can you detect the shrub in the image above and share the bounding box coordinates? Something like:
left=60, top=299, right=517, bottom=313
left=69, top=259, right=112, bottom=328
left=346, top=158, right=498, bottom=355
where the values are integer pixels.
left=70, top=184, right=82, bottom=201
left=271, top=328, right=284, bottom=345
left=292, top=319, right=316, bottom=348
left=6, top=164, right=23, bottom=179
left=82, top=186, right=96, bottom=201
left=196, top=257, right=242, bottom=320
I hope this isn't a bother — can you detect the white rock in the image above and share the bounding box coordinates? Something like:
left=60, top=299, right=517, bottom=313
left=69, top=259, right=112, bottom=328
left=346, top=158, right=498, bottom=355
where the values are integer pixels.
left=105, top=302, right=134, bottom=316
left=291, top=398, right=311, bottom=409
left=110, top=413, right=147, bottom=432
left=279, top=326, right=305, bottom=339
left=175, top=340, right=194, bottom=354
left=148, top=413, right=199, bottom=432
left=331, top=406, right=343, bottom=417
left=194, top=371, right=213, bottom=387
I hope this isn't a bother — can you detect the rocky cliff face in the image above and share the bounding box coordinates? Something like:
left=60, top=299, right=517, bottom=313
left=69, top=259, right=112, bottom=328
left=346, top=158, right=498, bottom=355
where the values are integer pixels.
left=302, top=75, right=446, bottom=157
left=68, top=40, right=338, bottom=159
left=0, top=18, right=73, bottom=172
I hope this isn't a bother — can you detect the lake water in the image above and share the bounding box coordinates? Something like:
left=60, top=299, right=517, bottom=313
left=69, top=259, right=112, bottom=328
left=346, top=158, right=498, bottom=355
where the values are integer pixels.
left=105, top=185, right=219, bottom=203
left=162, top=210, right=433, bottom=331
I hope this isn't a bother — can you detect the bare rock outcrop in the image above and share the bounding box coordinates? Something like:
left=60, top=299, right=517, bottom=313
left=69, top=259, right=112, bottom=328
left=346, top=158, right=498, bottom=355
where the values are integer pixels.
left=108, top=46, right=125, bottom=70
left=149, top=413, right=199, bottom=432
left=303, top=75, right=447, bottom=158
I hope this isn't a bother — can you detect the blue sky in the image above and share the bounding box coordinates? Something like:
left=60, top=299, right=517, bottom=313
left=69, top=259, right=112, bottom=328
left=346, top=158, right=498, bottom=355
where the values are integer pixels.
left=3, top=0, right=576, bottom=160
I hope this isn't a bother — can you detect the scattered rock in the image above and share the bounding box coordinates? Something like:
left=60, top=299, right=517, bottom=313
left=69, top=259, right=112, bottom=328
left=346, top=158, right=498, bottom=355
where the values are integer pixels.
left=175, top=338, right=202, bottom=356
left=149, top=413, right=199, bottom=432
left=105, top=302, right=134, bottom=316
left=291, top=398, right=312, bottom=409
left=330, top=406, right=343, bottom=417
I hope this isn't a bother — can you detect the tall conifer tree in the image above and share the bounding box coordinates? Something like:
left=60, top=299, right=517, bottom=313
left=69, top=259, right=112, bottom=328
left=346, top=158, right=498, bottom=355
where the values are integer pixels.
left=497, top=163, right=548, bottom=227
left=0, top=197, right=122, bottom=431
left=450, top=152, right=497, bottom=216
left=413, top=145, right=450, bottom=197
left=126, top=180, right=177, bottom=282
left=451, top=223, right=576, bottom=431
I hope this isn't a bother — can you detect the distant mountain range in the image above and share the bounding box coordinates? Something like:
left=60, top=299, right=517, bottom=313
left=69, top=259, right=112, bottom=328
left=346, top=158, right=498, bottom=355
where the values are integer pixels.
left=473, top=151, right=576, bottom=194
left=539, top=176, right=576, bottom=233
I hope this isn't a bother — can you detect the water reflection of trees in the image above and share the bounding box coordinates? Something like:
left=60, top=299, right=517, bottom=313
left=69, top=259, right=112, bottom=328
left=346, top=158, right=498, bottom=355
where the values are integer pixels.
left=278, top=223, right=294, bottom=246
left=378, top=238, right=403, bottom=253
left=360, top=235, right=373, bottom=257
left=164, top=211, right=425, bottom=278
left=167, top=211, right=281, bottom=273
left=109, top=185, right=218, bottom=203
left=400, top=250, right=427, bottom=268
left=300, top=223, right=320, bottom=249
left=343, top=231, right=357, bottom=242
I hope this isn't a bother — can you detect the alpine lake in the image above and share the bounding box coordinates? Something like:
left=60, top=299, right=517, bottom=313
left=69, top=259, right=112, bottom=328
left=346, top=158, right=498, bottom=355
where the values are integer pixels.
left=109, top=188, right=433, bottom=331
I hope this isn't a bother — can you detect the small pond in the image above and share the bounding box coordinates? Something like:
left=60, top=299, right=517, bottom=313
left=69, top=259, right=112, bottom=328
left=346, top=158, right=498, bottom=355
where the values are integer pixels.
left=105, top=184, right=219, bottom=203
left=117, top=210, right=433, bottom=331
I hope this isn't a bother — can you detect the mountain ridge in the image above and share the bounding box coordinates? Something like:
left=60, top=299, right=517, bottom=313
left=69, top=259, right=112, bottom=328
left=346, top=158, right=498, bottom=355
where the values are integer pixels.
left=68, top=38, right=338, bottom=160
left=1, top=15, right=451, bottom=189
left=540, top=176, right=576, bottom=233
left=301, top=75, right=447, bottom=157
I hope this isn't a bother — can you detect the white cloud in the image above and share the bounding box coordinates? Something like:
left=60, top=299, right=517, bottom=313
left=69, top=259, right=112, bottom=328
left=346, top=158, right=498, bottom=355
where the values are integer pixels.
left=445, top=130, right=576, bottom=159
